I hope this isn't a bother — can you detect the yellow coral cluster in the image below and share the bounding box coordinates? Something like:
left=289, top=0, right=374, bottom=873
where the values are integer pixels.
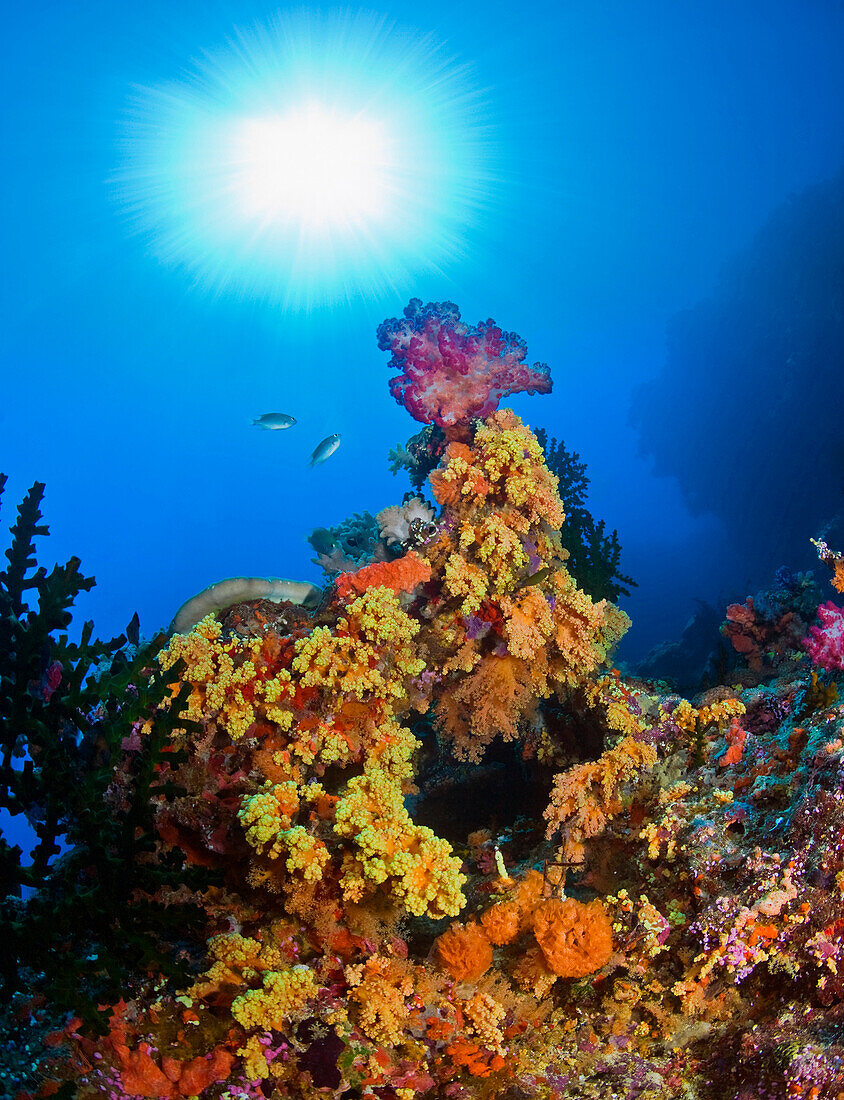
left=548, top=570, right=630, bottom=690
left=419, top=410, right=630, bottom=760
left=334, top=771, right=466, bottom=917
left=673, top=695, right=746, bottom=734
left=292, top=587, right=425, bottom=701
left=189, top=930, right=289, bottom=1001
left=162, top=586, right=464, bottom=919
left=431, top=409, right=564, bottom=530
left=158, top=614, right=293, bottom=738
left=231, top=965, right=317, bottom=1030
left=429, top=410, right=565, bottom=613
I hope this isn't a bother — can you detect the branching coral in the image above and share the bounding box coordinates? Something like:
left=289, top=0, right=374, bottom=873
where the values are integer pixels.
left=544, top=736, right=657, bottom=863
left=0, top=476, right=214, bottom=1035
left=308, top=510, right=384, bottom=576
left=534, top=427, right=636, bottom=602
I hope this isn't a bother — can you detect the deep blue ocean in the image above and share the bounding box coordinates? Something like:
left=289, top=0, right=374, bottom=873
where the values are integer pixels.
left=2, top=2, right=842, bottom=855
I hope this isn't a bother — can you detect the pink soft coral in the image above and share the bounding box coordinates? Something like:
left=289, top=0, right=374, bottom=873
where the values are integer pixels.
left=804, top=601, right=844, bottom=671
left=377, top=299, right=552, bottom=430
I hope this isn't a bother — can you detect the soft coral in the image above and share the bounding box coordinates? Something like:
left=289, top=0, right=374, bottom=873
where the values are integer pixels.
left=377, top=298, right=551, bottom=431
left=804, top=601, right=844, bottom=671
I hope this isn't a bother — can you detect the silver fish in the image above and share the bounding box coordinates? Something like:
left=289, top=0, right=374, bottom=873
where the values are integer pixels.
left=309, top=433, right=341, bottom=467
left=253, top=412, right=297, bottom=430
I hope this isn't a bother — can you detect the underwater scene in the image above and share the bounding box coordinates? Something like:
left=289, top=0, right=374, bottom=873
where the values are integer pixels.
left=2, top=3, right=843, bottom=1098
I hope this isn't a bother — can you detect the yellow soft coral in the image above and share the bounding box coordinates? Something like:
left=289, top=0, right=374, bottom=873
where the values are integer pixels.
left=500, top=586, right=554, bottom=661
left=431, top=409, right=564, bottom=530
left=278, top=825, right=331, bottom=882
left=158, top=614, right=294, bottom=738
left=548, top=569, right=630, bottom=688
left=334, top=771, right=466, bottom=917
left=231, top=965, right=317, bottom=1030
left=545, top=735, right=657, bottom=864
left=292, top=587, right=425, bottom=701
left=346, top=955, right=414, bottom=1046
left=238, top=783, right=301, bottom=858
left=189, top=931, right=287, bottom=1000
left=461, top=514, right=527, bottom=593
left=443, top=554, right=490, bottom=614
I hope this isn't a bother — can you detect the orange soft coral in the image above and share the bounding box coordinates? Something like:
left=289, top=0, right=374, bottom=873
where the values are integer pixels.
left=532, top=897, right=614, bottom=978
left=434, top=922, right=494, bottom=983
left=335, top=551, right=432, bottom=601
left=544, top=735, right=657, bottom=863
left=434, top=654, right=544, bottom=762
left=347, top=955, right=415, bottom=1045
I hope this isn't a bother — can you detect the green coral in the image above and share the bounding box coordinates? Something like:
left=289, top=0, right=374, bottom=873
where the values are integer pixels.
left=534, top=428, right=636, bottom=603
left=0, top=475, right=215, bottom=1032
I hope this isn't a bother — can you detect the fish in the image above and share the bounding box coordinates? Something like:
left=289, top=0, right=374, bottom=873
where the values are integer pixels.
left=309, top=433, right=341, bottom=467
left=253, top=412, right=296, bottom=430
left=515, top=565, right=551, bottom=590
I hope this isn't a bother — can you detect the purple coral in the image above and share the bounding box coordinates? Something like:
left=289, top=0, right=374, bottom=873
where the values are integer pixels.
left=377, top=298, right=552, bottom=429
left=804, top=601, right=844, bottom=671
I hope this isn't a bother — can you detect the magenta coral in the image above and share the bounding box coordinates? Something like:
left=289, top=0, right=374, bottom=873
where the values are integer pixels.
left=377, top=298, right=552, bottom=429
left=804, top=601, right=844, bottom=671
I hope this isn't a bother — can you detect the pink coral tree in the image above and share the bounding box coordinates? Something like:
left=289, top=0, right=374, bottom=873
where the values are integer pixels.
left=377, top=298, right=552, bottom=430
left=804, top=601, right=844, bottom=671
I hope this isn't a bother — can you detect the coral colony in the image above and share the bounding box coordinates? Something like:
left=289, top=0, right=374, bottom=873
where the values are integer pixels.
left=3, top=299, right=844, bottom=1100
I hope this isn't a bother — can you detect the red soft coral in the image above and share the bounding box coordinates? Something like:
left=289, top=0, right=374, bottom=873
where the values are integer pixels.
left=377, top=299, right=551, bottom=430
left=804, top=601, right=844, bottom=671
left=335, top=550, right=432, bottom=601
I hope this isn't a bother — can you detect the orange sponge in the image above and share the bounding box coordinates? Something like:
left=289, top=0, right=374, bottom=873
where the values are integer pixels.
left=434, top=922, right=493, bottom=982
left=532, top=898, right=613, bottom=978
left=479, top=901, right=521, bottom=946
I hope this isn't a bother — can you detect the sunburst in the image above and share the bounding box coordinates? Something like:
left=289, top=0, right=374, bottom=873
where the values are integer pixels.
left=114, top=10, right=499, bottom=309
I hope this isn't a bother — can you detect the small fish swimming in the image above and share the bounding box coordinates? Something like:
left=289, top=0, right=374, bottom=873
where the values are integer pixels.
left=309, top=433, right=341, bottom=467
left=253, top=412, right=296, bottom=430
left=515, top=566, right=551, bottom=590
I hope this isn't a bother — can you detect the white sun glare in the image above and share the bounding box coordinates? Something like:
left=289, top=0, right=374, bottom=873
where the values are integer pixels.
left=115, top=11, right=498, bottom=309
left=232, top=105, right=388, bottom=229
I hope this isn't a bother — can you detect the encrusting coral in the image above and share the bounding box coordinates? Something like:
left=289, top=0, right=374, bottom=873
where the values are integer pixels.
left=10, top=300, right=844, bottom=1100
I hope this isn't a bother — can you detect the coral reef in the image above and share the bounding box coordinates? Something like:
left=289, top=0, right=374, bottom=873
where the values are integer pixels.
left=5, top=301, right=844, bottom=1100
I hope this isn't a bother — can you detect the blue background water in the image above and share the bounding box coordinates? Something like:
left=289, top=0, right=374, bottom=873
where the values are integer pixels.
left=2, top=0, right=842, bottom=669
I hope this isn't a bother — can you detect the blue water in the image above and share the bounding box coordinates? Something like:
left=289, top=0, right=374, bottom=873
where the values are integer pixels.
left=2, top=0, right=842, bottom=667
